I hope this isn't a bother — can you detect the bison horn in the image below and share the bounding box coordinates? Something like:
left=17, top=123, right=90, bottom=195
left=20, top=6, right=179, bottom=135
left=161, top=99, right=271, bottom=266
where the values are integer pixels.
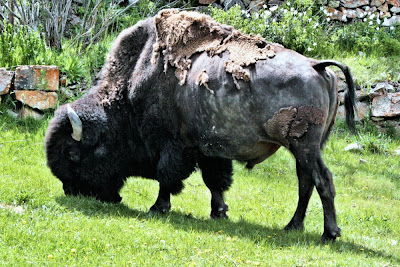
left=67, top=104, right=82, bottom=141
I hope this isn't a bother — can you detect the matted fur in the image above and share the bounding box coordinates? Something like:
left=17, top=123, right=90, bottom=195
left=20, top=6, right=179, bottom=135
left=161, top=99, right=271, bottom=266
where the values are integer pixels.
left=152, top=9, right=276, bottom=88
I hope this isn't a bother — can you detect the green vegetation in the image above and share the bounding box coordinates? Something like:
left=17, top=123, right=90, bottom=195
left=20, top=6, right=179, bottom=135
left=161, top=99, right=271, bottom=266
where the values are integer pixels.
left=1, top=1, right=400, bottom=265
left=210, top=0, right=400, bottom=86
left=0, top=113, right=399, bottom=266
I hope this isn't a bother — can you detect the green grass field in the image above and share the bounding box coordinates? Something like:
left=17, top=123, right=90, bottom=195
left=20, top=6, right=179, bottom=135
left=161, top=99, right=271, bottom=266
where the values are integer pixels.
left=0, top=114, right=399, bottom=266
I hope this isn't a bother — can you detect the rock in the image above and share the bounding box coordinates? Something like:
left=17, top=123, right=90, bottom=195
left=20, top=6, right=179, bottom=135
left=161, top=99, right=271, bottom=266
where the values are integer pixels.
left=325, top=7, right=346, bottom=21
left=328, top=1, right=340, bottom=8
left=356, top=89, right=369, bottom=101
left=387, top=0, right=400, bottom=7
left=341, top=7, right=358, bottom=18
left=20, top=106, right=44, bottom=120
left=15, top=65, right=59, bottom=91
left=356, top=101, right=370, bottom=120
left=249, top=0, right=264, bottom=10
left=391, top=6, right=400, bottom=13
left=344, top=143, right=363, bottom=152
left=341, top=0, right=369, bottom=8
left=369, top=82, right=387, bottom=98
left=0, top=69, right=14, bottom=95
left=371, top=0, right=385, bottom=7
left=336, top=101, right=369, bottom=121
left=371, top=92, right=400, bottom=117
left=382, top=15, right=400, bottom=26
left=378, top=3, right=389, bottom=12
left=223, top=0, right=246, bottom=10
left=199, top=0, right=216, bottom=4
left=355, top=8, right=367, bottom=18
left=14, top=90, right=58, bottom=110
left=7, top=109, right=19, bottom=119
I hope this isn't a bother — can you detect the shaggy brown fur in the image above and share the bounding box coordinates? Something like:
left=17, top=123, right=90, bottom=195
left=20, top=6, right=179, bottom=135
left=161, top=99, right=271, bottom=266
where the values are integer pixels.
left=152, top=9, right=276, bottom=88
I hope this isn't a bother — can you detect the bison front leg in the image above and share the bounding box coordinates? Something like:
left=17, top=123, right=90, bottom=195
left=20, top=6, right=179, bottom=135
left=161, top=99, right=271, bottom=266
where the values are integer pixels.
left=149, top=186, right=171, bottom=213
left=198, top=156, right=233, bottom=218
left=149, top=140, right=196, bottom=214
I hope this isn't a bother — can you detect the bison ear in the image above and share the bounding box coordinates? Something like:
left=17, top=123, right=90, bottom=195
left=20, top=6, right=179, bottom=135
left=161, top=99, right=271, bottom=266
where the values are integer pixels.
left=67, top=104, right=83, bottom=142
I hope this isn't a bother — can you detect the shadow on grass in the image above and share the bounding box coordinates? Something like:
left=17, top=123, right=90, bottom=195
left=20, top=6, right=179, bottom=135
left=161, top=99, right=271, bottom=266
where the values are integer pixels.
left=56, top=195, right=399, bottom=263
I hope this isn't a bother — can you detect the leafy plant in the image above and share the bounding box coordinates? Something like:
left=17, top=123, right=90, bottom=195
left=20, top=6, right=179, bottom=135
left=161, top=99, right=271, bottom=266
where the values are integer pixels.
left=0, top=21, right=54, bottom=68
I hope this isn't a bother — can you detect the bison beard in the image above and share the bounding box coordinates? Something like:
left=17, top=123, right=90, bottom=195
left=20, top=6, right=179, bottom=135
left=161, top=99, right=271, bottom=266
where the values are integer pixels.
left=45, top=9, right=356, bottom=241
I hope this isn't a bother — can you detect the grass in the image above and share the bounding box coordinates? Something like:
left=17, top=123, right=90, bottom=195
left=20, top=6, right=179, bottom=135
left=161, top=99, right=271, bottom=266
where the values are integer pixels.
left=0, top=112, right=399, bottom=266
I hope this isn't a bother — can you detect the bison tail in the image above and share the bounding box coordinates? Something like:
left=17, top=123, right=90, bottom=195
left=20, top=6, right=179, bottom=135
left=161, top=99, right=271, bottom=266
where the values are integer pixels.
left=313, top=60, right=357, bottom=134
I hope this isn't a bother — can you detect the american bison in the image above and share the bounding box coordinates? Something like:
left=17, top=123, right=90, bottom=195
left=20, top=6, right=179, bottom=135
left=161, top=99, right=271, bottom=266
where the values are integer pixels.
left=46, top=9, right=356, bottom=241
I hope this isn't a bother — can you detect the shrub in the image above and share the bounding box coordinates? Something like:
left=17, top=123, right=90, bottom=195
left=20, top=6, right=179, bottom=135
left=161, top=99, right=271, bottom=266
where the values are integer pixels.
left=0, top=22, right=54, bottom=68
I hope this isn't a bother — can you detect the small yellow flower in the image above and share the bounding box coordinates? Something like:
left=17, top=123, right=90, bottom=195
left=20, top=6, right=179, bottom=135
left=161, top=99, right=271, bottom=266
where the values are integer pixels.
left=92, top=238, right=97, bottom=242
left=129, top=225, right=134, bottom=229
left=22, top=221, right=27, bottom=225
left=47, top=254, right=54, bottom=259
left=71, top=248, right=76, bottom=254
left=105, top=244, right=111, bottom=248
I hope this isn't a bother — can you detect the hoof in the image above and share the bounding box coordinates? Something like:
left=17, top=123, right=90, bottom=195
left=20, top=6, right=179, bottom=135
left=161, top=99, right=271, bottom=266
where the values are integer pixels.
left=210, top=206, right=229, bottom=219
left=284, top=221, right=304, bottom=232
left=149, top=204, right=171, bottom=214
left=322, top=227, right=341, bottom=242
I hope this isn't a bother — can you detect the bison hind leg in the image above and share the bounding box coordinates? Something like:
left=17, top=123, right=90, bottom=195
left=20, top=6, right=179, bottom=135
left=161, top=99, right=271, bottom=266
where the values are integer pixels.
left=288, top=142, right=341, bottom=242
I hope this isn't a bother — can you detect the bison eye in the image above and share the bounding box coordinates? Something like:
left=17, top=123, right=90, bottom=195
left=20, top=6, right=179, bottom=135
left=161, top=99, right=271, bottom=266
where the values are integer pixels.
left=68, top=149, right=80, bottom=162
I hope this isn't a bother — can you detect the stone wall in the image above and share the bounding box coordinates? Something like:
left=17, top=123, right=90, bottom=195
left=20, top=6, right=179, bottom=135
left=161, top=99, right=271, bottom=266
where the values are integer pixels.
left=322, top=0, right=400, bottom=26
left=336, top=76, right=400, bottom=134
left=0, top=66, right=59, bottom=119
left=200, top=0, right=400, bottom=26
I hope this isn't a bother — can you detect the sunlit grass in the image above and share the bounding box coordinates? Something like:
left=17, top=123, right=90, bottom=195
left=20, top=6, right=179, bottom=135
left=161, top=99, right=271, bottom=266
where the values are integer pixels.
left=0, top=113, right=399, bottom=266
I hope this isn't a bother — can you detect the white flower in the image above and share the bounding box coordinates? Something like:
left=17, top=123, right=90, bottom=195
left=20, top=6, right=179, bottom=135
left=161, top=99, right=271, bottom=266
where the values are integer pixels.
left=376, top=18, right=381, bottom=24
left=390, top=26, right=395, bottom=30
left=363, top=18, right=367, bottom=22
left=313, top=42, right=317, bottom=46
left=283, top=9, right=288, bottom=14
left=290, top=7, right=294, bottom=12
left=264, top=11, right=271, bottom=17
left=307, top=47, right=312, bottom=51
left=341, top=15, right=347, bottom=21
left=308, top=18, right=312, bottom=23
left=254, top=12, right=259, bottom=19
left=246, top=13, right=250, bottom=18
left=287, top=1, right=291, bottom=6
left=376, top=27, right=380, bottom=30
left=313, top=22, right=320, bottom=29
left=326, top=18, right=331, bottom=22
left=263, top=4, right=267, bottom=9
left=369, top=21, right=373, bottom=25
left=369, top=14, right=375, bottom=20
left=270, top=5, right=278, bottom=12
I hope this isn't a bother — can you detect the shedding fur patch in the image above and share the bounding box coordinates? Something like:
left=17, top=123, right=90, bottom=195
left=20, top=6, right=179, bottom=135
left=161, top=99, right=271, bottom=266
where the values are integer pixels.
left=152, top=9, right=276, bottom=89
left=195, top=70, right=214, bottom=94
left=264, top=106, right=326, bottom=147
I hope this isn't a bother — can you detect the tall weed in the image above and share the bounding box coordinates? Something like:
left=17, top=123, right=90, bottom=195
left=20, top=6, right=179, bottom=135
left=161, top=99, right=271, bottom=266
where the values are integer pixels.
left=0, top=22, right=54, bottom=68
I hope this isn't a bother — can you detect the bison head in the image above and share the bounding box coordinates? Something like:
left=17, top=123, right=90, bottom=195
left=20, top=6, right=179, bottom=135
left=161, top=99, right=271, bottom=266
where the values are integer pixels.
left=45, top=96, right=124, bottom=202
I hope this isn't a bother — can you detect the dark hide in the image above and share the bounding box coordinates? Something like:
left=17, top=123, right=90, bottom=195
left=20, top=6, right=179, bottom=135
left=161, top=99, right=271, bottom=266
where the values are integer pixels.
left=45, top=11, right=356, bottom=241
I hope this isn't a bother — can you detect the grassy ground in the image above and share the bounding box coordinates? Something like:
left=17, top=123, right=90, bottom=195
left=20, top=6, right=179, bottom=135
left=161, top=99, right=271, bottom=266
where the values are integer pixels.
left=0, top=113, right=399, bottom=266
